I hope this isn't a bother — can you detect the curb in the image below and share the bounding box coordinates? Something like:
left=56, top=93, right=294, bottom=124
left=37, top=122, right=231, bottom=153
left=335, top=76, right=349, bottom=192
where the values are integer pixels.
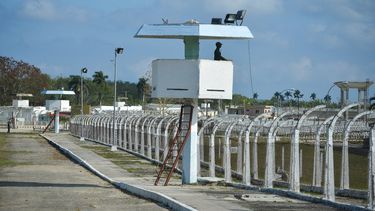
left=40, top=134, right=197, bottom=211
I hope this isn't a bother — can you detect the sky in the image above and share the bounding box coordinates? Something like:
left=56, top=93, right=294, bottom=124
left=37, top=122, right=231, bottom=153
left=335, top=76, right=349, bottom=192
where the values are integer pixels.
left=0, top=0, right=374, bottom=102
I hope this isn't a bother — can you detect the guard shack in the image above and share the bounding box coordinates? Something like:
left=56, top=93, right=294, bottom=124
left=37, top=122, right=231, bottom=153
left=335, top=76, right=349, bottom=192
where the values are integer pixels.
left=41, top=89, right=75, bottom=133
left=135, top=20, right=253, bottom=184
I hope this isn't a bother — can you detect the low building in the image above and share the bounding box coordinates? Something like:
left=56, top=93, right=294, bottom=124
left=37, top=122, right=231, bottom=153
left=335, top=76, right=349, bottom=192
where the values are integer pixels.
left=227, top=105, right=275, bottom=117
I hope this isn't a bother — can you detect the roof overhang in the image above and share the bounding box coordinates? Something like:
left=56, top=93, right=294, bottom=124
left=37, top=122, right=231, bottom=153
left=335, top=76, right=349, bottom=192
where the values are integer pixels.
left=134, top=23, right=254, bottom=40
left=334, top=81, right=373, bottom=89
left=41, top=90, right=76, bottom=95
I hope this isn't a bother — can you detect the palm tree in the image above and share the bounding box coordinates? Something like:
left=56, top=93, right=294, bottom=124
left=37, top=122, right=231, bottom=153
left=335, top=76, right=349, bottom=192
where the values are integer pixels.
left=68, top=75, right=82, bottom=104
left=92, top=71, right=108, bottom=106
left=284, top=91, right=292, bottom=100
left=324, top=94, right=332, bottom=103
left=137, top=77, right=150, bottom=104
left=293, top=89, right=304, bottom=113
left=310, top=93, right=317, bottom=101
left=284, top=90, right=293, bottom=108
left=274, top=92, right=281, bottom=100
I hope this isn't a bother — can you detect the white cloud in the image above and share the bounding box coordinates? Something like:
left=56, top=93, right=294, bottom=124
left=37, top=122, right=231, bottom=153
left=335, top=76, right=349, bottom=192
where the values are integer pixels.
left=309, top=24, right=326, bottom=33
left=130, top=57, right=155, bottom=80
left=342, top=22, right=375, bottom=45
left=22, top=0, right=57, bottom=21
left=315, top=61, right=368, bottom=81
left=289, top=57, right=313, bottom=81
left=162, top=0, right=283, bottom=15
left=257, top=31, right=288, bottom=48
left=20, top=0, right=88, bottom=22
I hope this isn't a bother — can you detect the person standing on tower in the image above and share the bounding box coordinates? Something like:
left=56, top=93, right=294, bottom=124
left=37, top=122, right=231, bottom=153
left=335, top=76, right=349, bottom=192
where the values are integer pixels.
left=214, top=42, right=228, bottom=61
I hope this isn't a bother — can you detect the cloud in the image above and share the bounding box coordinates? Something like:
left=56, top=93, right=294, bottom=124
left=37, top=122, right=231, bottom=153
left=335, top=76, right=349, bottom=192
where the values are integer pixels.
left=159, top=0, right=283, bottom=15
left=202, top=0, right=283, bottom=14
left=129, top=57, right=156, bottom=80
left=289, top=57, right=313, bottom=81
left=20, top=0, right=88, bottom=22
left=257, top=31, right=289, bottom=48
left=21, top=0, right=57, bottom=21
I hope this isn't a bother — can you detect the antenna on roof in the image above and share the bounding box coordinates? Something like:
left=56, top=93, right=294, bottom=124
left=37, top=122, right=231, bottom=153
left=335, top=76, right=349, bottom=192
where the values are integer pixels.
left=162, top=18, right=168, bottom=24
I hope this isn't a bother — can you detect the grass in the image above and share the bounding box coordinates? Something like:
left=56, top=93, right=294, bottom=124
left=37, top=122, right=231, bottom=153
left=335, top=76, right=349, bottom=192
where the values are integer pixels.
left=0, top=133, right=17, bottom=167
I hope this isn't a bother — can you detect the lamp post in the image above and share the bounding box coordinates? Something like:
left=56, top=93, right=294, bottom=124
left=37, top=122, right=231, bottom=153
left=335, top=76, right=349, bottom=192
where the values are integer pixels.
left=111, top=47, right=124, bottom=151
left=80, top=67, right=88, bottom=141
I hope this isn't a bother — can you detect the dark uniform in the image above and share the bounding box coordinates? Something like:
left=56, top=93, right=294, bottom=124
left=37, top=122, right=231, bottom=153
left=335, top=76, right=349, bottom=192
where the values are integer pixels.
left=214, top=42, right=227, bottom=61
left=7, top=119, right=11, bottom=133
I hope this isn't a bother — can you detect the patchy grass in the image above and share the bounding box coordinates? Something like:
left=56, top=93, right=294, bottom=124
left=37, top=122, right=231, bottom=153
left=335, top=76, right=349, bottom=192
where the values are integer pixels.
left=0, top=134, right=17, bottom=167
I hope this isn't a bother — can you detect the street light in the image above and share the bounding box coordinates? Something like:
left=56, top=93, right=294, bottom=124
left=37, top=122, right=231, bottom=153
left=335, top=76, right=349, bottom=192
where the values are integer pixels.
left=112, top=47, right=124, bottom=151
left=80, top=67, right=88, bottom=141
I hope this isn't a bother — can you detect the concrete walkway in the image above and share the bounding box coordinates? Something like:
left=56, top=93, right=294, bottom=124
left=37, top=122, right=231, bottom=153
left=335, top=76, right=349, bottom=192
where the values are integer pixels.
left=41, top=133, right=339, bottom=211
left=0, top=133, right=167, bottom=211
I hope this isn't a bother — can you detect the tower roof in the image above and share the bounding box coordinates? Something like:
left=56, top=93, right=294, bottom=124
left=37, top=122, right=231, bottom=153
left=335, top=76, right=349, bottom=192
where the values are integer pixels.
left=134, top=23, right=253, bottom=40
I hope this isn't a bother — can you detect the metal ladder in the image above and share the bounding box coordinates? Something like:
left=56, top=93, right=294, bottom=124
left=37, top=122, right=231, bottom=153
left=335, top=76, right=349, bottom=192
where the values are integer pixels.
left=154, top=104, right=194, bottom=186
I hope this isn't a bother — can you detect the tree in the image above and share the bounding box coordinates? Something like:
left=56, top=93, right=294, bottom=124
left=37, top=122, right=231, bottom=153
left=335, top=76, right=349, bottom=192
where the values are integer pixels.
left=293, top=89, right=304, bottom=113
left=284, top=91, right=292, bottom=101
left=68, top=75, right=89, bottom=104
left=253, top=92, right=258, bottom=99
left=0, top=56, right=50, bottom=106
left=310, top=93, right=317, bottom=101
left=92, top=71, right=108, bottom=106
left=136, top=77, right=150, bottom=105
left=284, top=90, right=293, bottom=108
left=324, top=94, right=332, bottom=103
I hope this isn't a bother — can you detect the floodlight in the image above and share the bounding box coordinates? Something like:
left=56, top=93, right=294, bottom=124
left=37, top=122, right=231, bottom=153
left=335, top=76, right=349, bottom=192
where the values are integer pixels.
left=235, top=10, right=246, bottom=25
left=224, top=14, right=236, bottom=24
left=81, top=67, right=88, bottom=73
left=115, top=48, right=124, bottom=54
left=211, top=18, right=222, bottom=24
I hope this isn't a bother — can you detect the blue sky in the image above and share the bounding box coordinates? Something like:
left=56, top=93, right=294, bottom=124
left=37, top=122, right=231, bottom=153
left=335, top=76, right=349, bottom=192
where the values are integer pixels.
left=0, top=0, right=374, bottom=102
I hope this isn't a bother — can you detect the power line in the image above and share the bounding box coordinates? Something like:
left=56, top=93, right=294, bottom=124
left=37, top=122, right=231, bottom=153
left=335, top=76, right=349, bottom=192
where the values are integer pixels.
left=247, top=40, right=254, bottom=97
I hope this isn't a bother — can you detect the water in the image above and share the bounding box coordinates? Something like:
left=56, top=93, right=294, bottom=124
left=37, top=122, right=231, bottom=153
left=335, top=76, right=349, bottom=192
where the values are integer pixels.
left=201, top=137, right=368, bottom=190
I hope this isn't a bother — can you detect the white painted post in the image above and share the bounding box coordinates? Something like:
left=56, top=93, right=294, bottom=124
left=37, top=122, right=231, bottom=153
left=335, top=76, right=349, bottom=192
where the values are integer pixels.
left=324, top=127, right=335, bottom=201
left=265, top=132, right=275, bottom=188
left=182, top=102, right=198, bottom=184
left=54, top=110, right=60, bottom=134
left=224, top=122, right=236, bottom=183
left=128, top=118, right=133, bottom=151
left=340, top=132, right=349, bottom=190
left=281, top=145, right=285, bottom=170
left=265, top=112, right=290, bottom=188
left=291, top=105, right=325, bottom=193
left=314, top=116, right=334, bottom=187
left=244, top=130, right=251, bottom=185
left=368, top=126, right=375, bottom=209
left=237, top=130, right=244, bottom=174
left=324, top=103, right=360, bottom=201
left=299, top=148, right=303, bottom=177
left=224, top=132, right=231, bottom=183
left=209, top=134, right=216, bottom=177
left=253, top=130, right=260, bottom=180
left=341, top=111, right=373, bottom=190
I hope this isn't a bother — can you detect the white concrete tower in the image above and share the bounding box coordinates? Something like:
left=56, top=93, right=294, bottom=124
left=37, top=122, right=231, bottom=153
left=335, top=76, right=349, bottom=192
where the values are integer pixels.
left=135, top=19, right=253, bottom=184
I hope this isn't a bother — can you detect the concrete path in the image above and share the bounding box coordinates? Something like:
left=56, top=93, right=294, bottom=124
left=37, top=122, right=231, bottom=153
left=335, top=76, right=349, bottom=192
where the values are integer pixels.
left=0, top=133, right=167, bottom=211
left=41, top=133, right=338, bottom=211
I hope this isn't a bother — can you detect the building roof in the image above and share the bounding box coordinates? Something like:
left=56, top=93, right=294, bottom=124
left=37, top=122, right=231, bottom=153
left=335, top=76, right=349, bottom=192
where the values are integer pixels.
left=334, top=81, right=373, bottom=89
left=41, top=90, right=75, bottom=95
left=134, top=23, right=253, bottom=40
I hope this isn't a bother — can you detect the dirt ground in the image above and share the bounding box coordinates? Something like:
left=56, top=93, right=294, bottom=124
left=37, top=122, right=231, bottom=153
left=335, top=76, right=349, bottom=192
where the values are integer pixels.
left=0, top=133, right=168, bottom=211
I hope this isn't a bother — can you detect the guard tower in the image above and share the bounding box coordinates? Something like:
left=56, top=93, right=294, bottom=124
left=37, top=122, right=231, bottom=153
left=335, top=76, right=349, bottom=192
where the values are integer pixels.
left=41, top=89, right=75, bottom=133
left=334, top=80, right=373, bottom=111
left=12, top=93, right=33, bottom=107
left=135, top=19, right=253, bottom=184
